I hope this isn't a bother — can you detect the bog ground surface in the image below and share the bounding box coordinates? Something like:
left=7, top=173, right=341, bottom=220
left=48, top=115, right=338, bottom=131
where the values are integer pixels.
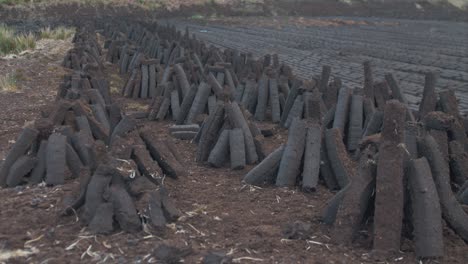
left=0, top=13, right=467, bottom=264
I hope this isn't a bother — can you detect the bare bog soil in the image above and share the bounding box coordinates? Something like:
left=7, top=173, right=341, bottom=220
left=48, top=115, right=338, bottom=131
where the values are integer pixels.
left=0, top=7, right=467, bottom=263
left=0, top=49, right=467, bottom=263
left=0, top=38, right=73, bottom=159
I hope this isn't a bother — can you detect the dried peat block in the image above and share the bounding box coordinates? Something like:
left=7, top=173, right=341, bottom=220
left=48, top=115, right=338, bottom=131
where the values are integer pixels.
left=207, top=72, right=223, bottom=97
left=76, top=116, right=93, bottom=140
left=269, top=78, right=281, bottom=123
left=224, top=69, right=237, bottom=99
left=448, top=141, right=468, bottom=186
left=321, top=185, right=348, bottom=225
left=171, top=131, right=198, bottom=140
left=331, top=146, right=376, bottom=245
left=110, top=184, right=141, bottom=232
left=88, top=89, right=107, bottom=109
left=423, top=111, right=455, bottom=131
left=374, top=81, right=390, bottom=109
left=418, top=72, right=438, bottom=120
left=439, top=89, right=461, bottom=119
left=324, top=77, right=340, bottom=109
left=363, top=61, right=374, bottom=100
left=418, top=135, right=468, bottom=242
left=373, top=100, right=407, bottom=253
left=458, top=183, right=468, bottom=204
left=132, top=145, right=163, bottom=180
left=156, top=97, right=171, bottom=121
left=325, top=128, right=355, bottom=189
left=197, top=102, right=225, bottom=163
left=144, top=190, right=167, bottom=228
left=149, top=64, right=157, bottom=98
left=284, top=95, right=304, bottom=129
left=70, top=132, right=93, bottom=167
left=49, top=101, right=72, bottom=126
left=302, top=92, right=317, bottom=122
left=280, top=82, right=300, bottom=127
left=408, top=158, right=444, bottom=259
left=82, top=165, right=113, bottom=223
left=66, top=143, right=83, bottom=178
left=207, top=130, right=230, bottom=168
left=0, top=127, right=38, bottom=187
left=110, top=116, right=137, bottom=144
left=323, top=105, right=336, bottom=129
left=45, top=133, right=67, bottom=186
left=253, top=135, right=267, bottom=162
left=404, top=123, right=420, bottom=162
left=160, top=186, right=182, bottom=221
left=302, top=123, right=322, bottom=192
left=347, top=95, right=363, bottom=151
left=108, top=103, right=122, bottom=132
left=319, top=135, right=340, bottom=190
left=176, top=84, right=198, bottom=124
left=276, top=119, right=307, bottom=187
left=318, top=65, right=331, bottom=93
left=132, top=72, right=142, bottom=99
left=384, top=74, right=415, bottom=122
left=6, top=156, right=37, bottom=187
left=230, top=128, right=246, bottom=170
left=240, top=80, right=255, bottom=111
left=332, top=87, right=351, bottom=134
left=363, top=97, right=375, bottom=129
left=226, top=102, right=258, bottom=164
left=29, top=140, right=48, bottom=184
left=235, top=84, right=245, bottom=102
left=174, top=64, right=190, bottom=97
left=148, top=96, right=164, bottom=121
left=170, top=90, right=181, bottom=121
left=141, top=64, right=149, bottom=98
left=208, top=95, right=217, bottom=116
left=89, top=202, right=114, bottom=234
left=363, top=111, right=383, bottom=137
left=186, top=82, right=211, bottom=124
left=254, top=75, right=269, bottom=121
left=141, top=130, right=186, bottom=178
left=123, top=71, right=137, bottom=96
left=243, top=145, right=285, bottom=186
left=169, top=124, right=200, bottom=133
left=73, top=102, right=109, bottom=141
left=428, top=129, right=449, bottom=162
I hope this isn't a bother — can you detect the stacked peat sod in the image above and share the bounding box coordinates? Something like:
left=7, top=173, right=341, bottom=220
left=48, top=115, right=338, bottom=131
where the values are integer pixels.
left=104, top=23, right=300, bottom=126
left=0, top=27, right=184, bottom=235
left=195, top=100, right=267, bottom=170
left=244, top=63, right=468, bottom=259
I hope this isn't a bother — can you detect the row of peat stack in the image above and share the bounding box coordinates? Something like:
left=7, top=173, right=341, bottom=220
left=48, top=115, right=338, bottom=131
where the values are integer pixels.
left=104, top=22, right=323, bottom=128
left=244, top=65, right=468, bottom=259
left=0, top=26, right=185, bottom=235
left=99, top=20, right=468, bottom=259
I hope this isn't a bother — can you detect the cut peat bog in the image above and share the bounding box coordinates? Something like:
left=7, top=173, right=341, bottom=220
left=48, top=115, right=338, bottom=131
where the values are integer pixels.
left=0, top=1, right=468, bottom=263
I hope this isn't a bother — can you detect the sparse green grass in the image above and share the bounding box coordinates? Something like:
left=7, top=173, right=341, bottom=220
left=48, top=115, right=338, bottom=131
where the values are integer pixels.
left=39, top=26, right=75, bottom=40
left=190, top=14, right=205, bottom=19
left=0, top=73, right=18, bottom=92
left=0, top=24, right=75, bottom=56
left=0, top=24, right=36, bottom=56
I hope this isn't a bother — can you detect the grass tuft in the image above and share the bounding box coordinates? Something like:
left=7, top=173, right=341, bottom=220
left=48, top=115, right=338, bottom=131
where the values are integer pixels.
left=0, top=24, right=36, bottom=55
left=39, top=26, right=75, bottom=40
left=0, top=73, right=18, bottom=92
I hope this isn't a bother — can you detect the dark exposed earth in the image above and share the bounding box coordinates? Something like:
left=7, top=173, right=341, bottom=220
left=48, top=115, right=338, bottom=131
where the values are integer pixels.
left=0, top=3, right=467, bottom=264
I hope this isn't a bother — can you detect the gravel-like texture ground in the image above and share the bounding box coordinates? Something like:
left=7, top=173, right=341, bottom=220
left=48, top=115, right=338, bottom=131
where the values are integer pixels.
left=168, top=16, right=468, bottom=113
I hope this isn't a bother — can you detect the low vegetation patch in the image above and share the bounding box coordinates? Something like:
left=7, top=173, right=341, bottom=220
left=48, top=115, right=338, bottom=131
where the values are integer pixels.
left=39, top=26, right=75, bottom=40
left=0, top=24, right=35, bottom=56
left=0, top=24, right=75, bottom=56
left=0, top=73, right=18, bottom=92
